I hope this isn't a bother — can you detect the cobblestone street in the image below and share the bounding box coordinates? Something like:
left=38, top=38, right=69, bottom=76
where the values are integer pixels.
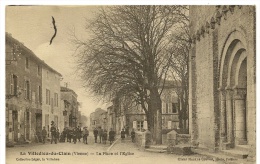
left=6, top=135, right=228, bottom=164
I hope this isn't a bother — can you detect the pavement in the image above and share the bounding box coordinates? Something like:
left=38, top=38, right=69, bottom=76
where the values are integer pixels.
left=5, top=135, right=251, bottom=164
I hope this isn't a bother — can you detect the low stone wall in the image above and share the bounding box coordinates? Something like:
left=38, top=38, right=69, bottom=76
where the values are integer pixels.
left=162, top=134, right=168, bottom=145
left=176, top=134, right=191, bottom=145
left=135, top=131, right=143, bottom=147
left=166, top=130, right=192, bottom=155
left=134, top=131, right=152, bottom=150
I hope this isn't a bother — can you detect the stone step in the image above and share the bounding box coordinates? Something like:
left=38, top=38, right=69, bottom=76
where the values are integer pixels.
left=145, top=148, right=167, bottom=153
left=168, top=144, right=193, bottom=155
left=192, top=148, right=233, bottom=160
left=235, top=145, right=250, bottom=152
left=149, top=145, right=167, bottom=150
left=222, top=149, right=249, bottom=159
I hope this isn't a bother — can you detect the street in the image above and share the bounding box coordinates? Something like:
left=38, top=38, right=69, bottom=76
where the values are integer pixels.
left=6, top=136, right=226, bottom=164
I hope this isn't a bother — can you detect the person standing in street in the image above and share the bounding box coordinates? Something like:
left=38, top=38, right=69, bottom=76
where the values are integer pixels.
left=72, top=128, right=77, bottom=144
left=41, top=126, right=47, bottom=144
left=109, top=128, right=115, bottom=145
left=125, top=126, right=129, bottom=138
left=67, top=128, right=73, bottom=143
left=131, top=129, right=135, bottom=142
left=93, top=128, right=98, bottom=143
left=121, top=129, right=125, bottom=142
left=83, top=127, right=89, bottom=144
left=77, top=126, right=82, bottom=142
left=98, top=127, right=103, bottom=143
left=56, top=129, right=60, bottom=143
left=50, top=122, right=57, bottom=144
left=103, top=129, right=108, bottom=144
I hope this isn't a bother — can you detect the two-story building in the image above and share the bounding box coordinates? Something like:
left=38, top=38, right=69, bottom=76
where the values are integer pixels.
left=89, top=108, right=107, bottom=131
left=112, top=83, right=180, bottom=135
left=41, top=60, right=62, bottom=137
left=6, top=33, right=43, bottom=143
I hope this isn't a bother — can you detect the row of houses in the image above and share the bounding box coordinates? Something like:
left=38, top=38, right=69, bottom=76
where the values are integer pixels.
left=90, top=84, right=182, bottom=135
left=5, top=33, right=82, bottom=144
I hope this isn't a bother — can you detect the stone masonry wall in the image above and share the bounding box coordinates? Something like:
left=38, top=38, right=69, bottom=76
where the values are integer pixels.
left=189, top=5, right=256, bottom=152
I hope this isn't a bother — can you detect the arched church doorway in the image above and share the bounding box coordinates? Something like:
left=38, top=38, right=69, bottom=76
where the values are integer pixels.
left=219, top=31, right=248, bottom=149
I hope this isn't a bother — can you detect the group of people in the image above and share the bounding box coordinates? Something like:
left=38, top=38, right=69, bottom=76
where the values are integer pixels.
left=41, top=121, right=61, bottom=144
left=41, top=122, right=136, bottom=145
left=93, top=127, right=116, bottom=145
left=121, top=127, right=135, bottom=143
left=41, top=121, right=90, bottom=144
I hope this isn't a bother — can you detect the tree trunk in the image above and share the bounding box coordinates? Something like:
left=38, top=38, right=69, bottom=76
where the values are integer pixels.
left=149, top=87, right=162, bottom=144
left=146, top=110, right=154, bottom=140
left=178, top=96, right=183, bottom=129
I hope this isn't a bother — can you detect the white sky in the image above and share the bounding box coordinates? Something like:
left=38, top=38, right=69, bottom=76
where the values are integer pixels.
left=5, top=6, right=111, bottom=117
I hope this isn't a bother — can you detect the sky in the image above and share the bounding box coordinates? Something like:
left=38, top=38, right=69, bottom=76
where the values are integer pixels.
left=5, top=6, right=111, bottom=117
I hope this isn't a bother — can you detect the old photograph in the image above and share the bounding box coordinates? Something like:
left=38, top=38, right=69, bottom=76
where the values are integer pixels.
left=4, top=5, right=256, bottom=164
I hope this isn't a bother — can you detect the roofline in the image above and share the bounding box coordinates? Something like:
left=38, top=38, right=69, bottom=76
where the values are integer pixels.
left=6, top=32, right=62, bottom=77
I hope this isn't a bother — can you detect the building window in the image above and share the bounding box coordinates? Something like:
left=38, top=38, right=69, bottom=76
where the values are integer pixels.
left=137, top=121, right=144, bottom=131
left=38, top=86, right=42, bottom=103
left=54, top=93, right=58, bottom=107
left=25, top=57, right=29, bottom=69
left=46, top=71, right=49, bottom=79
left=46, top=89, right=50, bottom=105
left=172, top=103, right=178, bottom=113
left=10, top=74, right=18, bottom=95
left=51, top=98, right=54, bottom=113
left=26, top=81, right=30, bottom=100
left=166, top=103, right=169, bottom=113
left=37, top=65, right=41, bottom=76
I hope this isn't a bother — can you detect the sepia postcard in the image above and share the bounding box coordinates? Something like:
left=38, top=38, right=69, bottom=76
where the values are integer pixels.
left=4, top=5, right=256, bottom=164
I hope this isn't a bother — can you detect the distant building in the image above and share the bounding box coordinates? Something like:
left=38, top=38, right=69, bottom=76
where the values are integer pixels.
left=111, top=82, right=180, bottom=134
left=107, top=105, right=116, bottom=131
left=60, top=87, right=79, bottom=128
left=89, top=108, right=107, bottom=130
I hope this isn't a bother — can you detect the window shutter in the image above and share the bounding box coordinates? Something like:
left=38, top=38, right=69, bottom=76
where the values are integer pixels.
left=168, top=121, right=172, bottom=129
left=133, top=121, right=137, bottom=129
left=162, top=102, right=166, bottom=114
left=24, top=79, right=27, bottom=99
left=16, top=76, right=19, bottom=96
left=169, top=102, right=172, bottom=113
left=10, top=74, right=13, bottom=95
left=143, top=121, right=148, bottom=130
left=29, top=81, right=31, bottom=100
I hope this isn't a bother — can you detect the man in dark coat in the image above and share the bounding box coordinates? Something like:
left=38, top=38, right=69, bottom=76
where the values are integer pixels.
left=50, top=123, right=57, bottom=144
left=125, top=126, right=129, bottom=138
left=131, top=129, right=135, bottom=142
left=93, top=128, right=98, bottom=143
left=83, top=127, right=89, bottom=144
left=72, top=128, right=77, bottom=144
left=77, top=126, right=82, bottom=142
left=42, top=126, right=47, bottom=144
left=109, top=128, right=115, bottom=145
left=102, top=130, right=108, bottom=144
left=98, top=127, right=103, bottom=143
left=56, top=129, right=60, bottom=143
left=121, top=129, right=125, bottom=142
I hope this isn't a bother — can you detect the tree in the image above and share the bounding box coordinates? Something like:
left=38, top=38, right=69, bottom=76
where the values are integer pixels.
left=73, top=6, right=188, bottom=144
left=168, top=11, right=190, bottom=131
